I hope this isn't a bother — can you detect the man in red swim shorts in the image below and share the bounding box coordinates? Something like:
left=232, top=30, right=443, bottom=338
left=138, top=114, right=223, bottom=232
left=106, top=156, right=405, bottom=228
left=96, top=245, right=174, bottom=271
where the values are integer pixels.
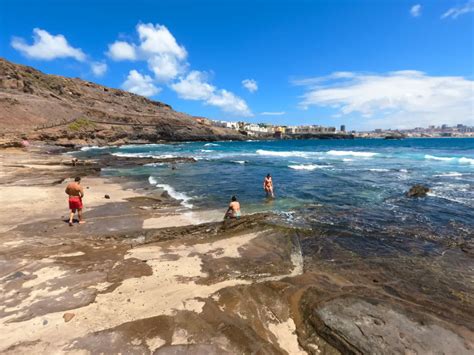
left=65, top=176, right=85, bottom=226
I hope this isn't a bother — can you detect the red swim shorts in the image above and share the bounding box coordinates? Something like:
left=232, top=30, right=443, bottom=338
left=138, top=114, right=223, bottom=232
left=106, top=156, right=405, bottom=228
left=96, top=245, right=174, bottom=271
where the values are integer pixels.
left=68, top=196, right=83, bottom=210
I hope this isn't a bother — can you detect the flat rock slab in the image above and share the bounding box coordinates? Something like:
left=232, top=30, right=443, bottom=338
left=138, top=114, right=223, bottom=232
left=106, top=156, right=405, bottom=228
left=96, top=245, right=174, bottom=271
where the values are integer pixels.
left=316, top=297, right=473, bottom=354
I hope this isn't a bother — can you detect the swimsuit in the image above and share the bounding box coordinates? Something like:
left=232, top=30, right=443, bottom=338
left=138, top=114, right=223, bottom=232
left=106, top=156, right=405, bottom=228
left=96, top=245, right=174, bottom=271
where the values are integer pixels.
left=68, top=196, right=83, bottom=210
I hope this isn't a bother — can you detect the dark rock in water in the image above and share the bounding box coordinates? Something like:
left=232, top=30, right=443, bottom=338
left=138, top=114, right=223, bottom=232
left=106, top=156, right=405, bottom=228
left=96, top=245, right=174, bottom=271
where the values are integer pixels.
left=161, top=191, right=170, bottom=199
left=460, top=241, right=474, bottom=255
left=406, top=184, right=429, bottom=197
left=104, top=194, right=110, bottom=199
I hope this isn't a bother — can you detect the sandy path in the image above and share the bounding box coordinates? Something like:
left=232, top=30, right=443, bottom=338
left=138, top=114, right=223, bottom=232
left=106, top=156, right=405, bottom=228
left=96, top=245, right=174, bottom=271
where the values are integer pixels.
left=0, top=177, right=140, bottom=232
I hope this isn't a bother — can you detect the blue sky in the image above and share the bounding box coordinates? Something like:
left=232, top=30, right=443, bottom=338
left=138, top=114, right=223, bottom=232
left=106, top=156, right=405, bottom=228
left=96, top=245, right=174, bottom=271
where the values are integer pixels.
left=1, top=0, right=473, bottom=130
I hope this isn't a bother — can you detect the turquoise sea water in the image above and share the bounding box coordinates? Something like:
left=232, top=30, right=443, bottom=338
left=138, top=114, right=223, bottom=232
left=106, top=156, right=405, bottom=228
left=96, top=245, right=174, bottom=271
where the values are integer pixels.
left=79, top=138, right=474, bottom=240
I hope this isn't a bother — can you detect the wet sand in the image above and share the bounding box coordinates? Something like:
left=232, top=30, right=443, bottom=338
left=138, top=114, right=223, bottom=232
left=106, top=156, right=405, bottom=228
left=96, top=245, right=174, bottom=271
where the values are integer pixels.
left=0, top=145, right=473, bottom=354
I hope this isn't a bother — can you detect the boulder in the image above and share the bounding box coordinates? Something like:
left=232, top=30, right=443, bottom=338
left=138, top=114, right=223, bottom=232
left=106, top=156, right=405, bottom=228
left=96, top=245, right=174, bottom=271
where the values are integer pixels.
left=406, top=184, right=429, bottom=197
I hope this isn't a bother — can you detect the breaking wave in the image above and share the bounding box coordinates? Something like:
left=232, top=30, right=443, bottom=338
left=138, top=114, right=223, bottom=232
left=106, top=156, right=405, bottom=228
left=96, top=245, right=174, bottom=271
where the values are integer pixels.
left=326, top=150, right=378, bottom=157
left=256, top=149, right=311, bottom=158
left=289, top=164, right=332, bottom=171
left=148, top=176, right=193, bottom=208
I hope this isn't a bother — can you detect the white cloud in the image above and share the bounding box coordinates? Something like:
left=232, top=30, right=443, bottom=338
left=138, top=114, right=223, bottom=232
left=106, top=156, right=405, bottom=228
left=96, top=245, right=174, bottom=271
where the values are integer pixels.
left=106, top=23, right=187, bottom=82
left=410, top=4, right=422, bottom=17
left=441, top=0, right=474, bottom=19
left=208, top=90, right=252, bottom=116
left=137, top=23, right=187, bottom=60
left=261, top=111, right=286, bottom=116
left=296, top=71, right=474, bottom=129
left=147, top=53, right=187, bottom=82
left=170, top=71, right=215, bottom=100
left=242, top=79, right=258, bottom=93
left=108, top=23, right=253, bottom=115
left=121, top=70, right=161, bottom=97
left=91, top=62, right=107, bottom=77
left=171, top=71, right=252, bottom=116
left=11, top=28, right=86, bottom=61
left=107, top=41, right=137, bottom=61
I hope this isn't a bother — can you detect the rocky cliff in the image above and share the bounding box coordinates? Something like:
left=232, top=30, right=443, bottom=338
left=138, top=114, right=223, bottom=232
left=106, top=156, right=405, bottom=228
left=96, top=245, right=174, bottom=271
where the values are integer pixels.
left=0, top=58, right=245, bottom=145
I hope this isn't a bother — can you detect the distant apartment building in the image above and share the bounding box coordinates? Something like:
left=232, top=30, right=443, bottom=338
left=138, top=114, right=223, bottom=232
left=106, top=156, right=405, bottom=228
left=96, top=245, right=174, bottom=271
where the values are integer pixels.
left=243, top=123, right=269, bottom=133
left=213, top=120, right=239, bottom=130
left=340, top=125, right=346, bottom=132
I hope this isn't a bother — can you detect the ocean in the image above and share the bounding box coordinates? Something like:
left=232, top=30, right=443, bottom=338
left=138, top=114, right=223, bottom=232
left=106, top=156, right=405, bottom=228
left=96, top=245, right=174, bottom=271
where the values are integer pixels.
left=79, top=138, right=474, bottom=250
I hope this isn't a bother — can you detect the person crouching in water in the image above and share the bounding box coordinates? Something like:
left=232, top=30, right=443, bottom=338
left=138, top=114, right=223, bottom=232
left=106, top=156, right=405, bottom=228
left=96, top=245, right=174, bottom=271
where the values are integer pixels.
left=65, top=176, right=85, bottom=226
left=224, top=195, right=241, bottom=219
left=263, top=173, right=274, bottom=198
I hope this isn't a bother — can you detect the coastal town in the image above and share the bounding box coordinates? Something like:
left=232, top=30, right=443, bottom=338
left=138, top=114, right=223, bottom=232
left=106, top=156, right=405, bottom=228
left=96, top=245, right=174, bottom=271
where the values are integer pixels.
left=196, top=117, right=474, bottom=139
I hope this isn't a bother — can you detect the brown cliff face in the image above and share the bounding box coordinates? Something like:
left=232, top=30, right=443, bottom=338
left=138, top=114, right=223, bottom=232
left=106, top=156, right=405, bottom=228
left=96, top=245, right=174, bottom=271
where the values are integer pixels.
left=0, top=58, right=245, bottom=144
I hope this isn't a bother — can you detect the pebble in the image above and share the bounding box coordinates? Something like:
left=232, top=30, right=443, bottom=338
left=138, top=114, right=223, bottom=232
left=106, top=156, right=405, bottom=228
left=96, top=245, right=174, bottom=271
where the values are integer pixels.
left=63, top=313, right=75, bottom=322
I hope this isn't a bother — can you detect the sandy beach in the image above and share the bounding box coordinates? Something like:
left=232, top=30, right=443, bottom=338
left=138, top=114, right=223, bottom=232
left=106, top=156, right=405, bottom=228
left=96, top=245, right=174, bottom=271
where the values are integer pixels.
left=0, top=144, right=473, bottom=354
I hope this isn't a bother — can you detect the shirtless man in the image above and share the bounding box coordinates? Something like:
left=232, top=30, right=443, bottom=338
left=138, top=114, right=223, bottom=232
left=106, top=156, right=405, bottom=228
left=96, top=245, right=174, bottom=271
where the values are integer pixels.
left=224, top=196, right=241, bottom=219
left=263, top=173, right=274, bottom=198
left=65, top=177, right=85, bottom=226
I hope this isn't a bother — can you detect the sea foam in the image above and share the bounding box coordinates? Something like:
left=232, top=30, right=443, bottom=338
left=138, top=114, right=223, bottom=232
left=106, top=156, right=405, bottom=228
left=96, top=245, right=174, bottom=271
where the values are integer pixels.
left=112, top=152, right=175, bottom=159
left=424, top=154, right=455, bottom=161
left=326, top=150, right=378, bottom=157
left=289, top=164, right=331, bottom=171
left=148, top=177, right=193, bottom=208
left=459, top=157, right=474, bottom=165
left=256, top=149, right=311, bottom=158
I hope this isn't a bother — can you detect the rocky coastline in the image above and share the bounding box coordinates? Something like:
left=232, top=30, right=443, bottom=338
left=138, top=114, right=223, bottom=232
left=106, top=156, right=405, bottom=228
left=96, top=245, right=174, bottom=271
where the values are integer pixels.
left=0, top=143, right=472, bottom=354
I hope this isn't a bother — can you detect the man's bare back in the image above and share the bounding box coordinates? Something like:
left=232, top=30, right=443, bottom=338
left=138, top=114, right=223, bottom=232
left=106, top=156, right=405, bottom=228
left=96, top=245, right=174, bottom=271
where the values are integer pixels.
left=65, top=182, right=84, bottom=197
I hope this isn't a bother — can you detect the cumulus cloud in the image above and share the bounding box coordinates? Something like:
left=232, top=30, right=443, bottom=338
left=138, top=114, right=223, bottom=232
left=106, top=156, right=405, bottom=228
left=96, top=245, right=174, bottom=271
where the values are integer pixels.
left=410, top=4, right=422, bottom=17
left=296, top=70, right=474, bottom=129
left=107, top=23, right=187, bottom=81
left=107, top=41, right=137, bottom=61
left=242, top=79, right=258, bottom=93
left=11, top=28, right=86, bottom=61
left=441, top=0, right=474, bottom=19
left=91, top=62, right=107, bottom=77
left=147, top=53, right=187, bottom=82
left=121, top=70, right=161, bottom=97
left=111, top=23, right=252, bottom=114
left=137, top=23, right=187, bottom=60
left=261, top=111, right=286, bottom=116
left=171, top=71, right=252, bottom=116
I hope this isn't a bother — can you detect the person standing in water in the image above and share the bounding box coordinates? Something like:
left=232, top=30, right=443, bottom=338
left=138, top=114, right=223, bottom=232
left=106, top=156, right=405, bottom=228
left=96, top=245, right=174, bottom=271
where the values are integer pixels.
left=65, top=176, right=85, bottom=226
left=263, top=173, right=274, bottom=198
left=224, top=195, right=241, bottom=219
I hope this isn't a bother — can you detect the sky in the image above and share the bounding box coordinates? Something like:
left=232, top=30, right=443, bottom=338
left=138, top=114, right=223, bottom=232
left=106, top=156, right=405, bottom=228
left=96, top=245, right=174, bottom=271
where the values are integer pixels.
left=1, top=0, right=473, bottom=130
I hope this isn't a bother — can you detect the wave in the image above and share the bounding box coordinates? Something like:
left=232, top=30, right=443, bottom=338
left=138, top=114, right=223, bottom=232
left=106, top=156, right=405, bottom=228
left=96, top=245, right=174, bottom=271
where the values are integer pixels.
left=156, top=184, right=193, bottom=208
left=424, top=154, right=455, bottom=161
left=200, top=149, right=214, bottom=153
left=148, top=177, right=193, bottom=208
left=459, top=157, right=474, bottom=165
left=289, top=164, right=331, bottom=171
left=434, top=172, right=463, bottom=177
left=326, top=150, right=378, bottom=157
left=256, top=149, right=312, bottom=158
left=112, top=152, right=176, bottom=159
left=369, top=168, right=389, bottom=172
left=204, top=143, right=219, bottom=147
left=80, top=145, right=111, bottom=151
left=342, top=158, right=354, bottom=162
left=232, top=160, right=248, bottom=164
left=425, top=155, right=474, bottom=165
